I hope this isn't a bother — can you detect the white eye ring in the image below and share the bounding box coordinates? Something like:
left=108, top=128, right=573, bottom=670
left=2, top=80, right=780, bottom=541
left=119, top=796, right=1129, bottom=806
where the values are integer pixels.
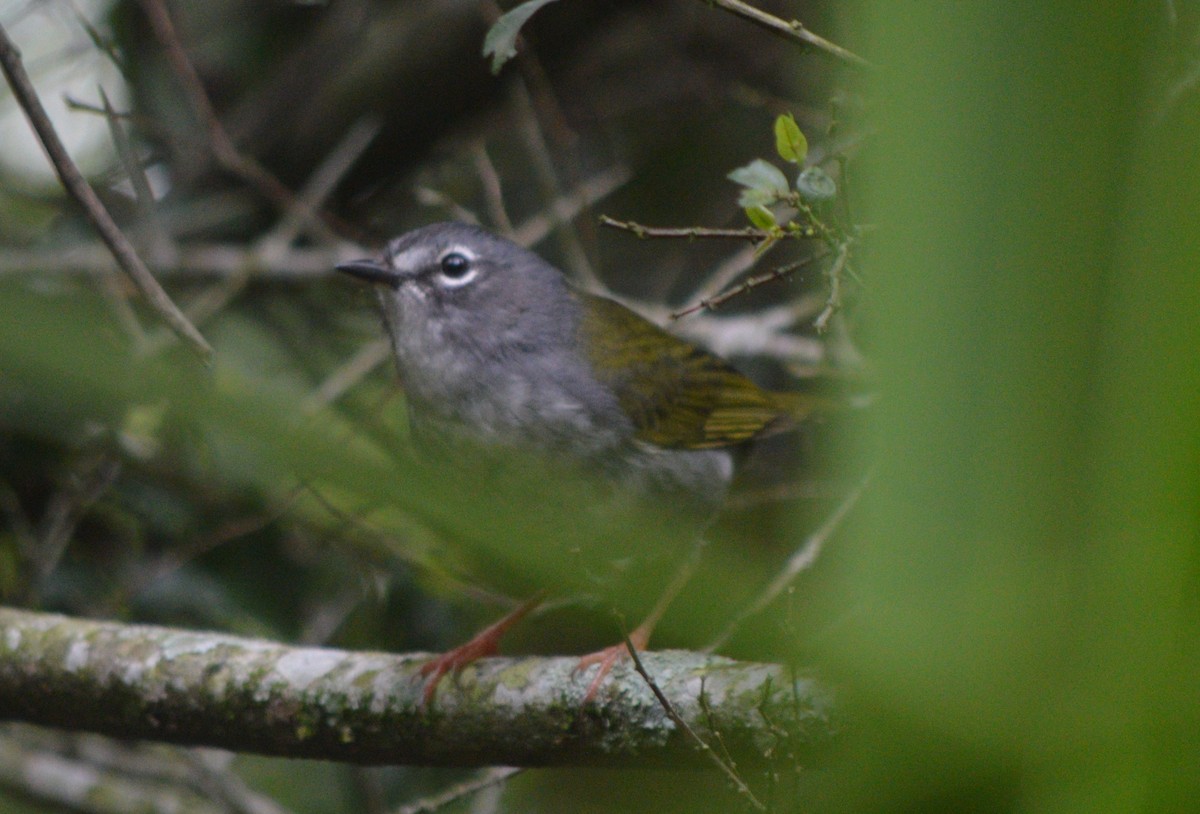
left=435, top=248, right=478, bottom=288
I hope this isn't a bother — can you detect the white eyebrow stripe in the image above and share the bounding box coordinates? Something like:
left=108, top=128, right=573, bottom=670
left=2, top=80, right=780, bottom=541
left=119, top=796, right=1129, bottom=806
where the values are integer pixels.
left=438, top=245, right=478, bottom=262
left=388, top=246, right=427, bottom=272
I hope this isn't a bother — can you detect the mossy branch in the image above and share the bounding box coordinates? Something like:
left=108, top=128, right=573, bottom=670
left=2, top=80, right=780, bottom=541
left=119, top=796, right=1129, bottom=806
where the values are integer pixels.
left=0, top=608, right=833, bottom=768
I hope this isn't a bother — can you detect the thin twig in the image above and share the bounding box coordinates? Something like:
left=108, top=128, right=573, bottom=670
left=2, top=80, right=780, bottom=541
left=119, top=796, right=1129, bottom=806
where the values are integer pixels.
left=303, top=339, right=392, bottom=413
left=99, top=85, right=175, bottom=264
left=0, top=243, right=353, bottom=278
left=392, top=767, right=522, bottom=814
left=701, top=0, right=873, bottom=69
left=186, top=749, right=298, bottom=814
left=256, top=117, right=381, bottom=253
left=511, top=166, right=630, bottom=247
left=136, top=0, right=350, bottom=242
left=600, top=215, right=773, bottom=244
left=507, top=79, right=599, bottom=287
left=673, top=253, right=826, bottom=318
left=19, top=454, right=123, bottom=607
left=692, top=243, right=762, bottom=303
left=77, top=88, right=152, bottom=349
left=623, top=634, right=766, bottom=812
left=471, top=141, right=515, bottom=235
left=813, top=241, right=849, bottom=332
left=0, top=23, right=213, bottom=360
left=706, top=468, right=872, bottom=652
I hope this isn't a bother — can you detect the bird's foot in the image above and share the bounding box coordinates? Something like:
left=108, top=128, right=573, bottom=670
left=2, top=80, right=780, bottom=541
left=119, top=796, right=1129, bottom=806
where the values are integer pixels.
left=418, top=595, right=542, bottom=704
left=574, top=625, right=651, bottom=704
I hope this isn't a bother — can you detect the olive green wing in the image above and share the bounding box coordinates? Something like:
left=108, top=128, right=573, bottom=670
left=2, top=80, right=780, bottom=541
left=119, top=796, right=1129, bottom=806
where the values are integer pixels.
left=578, top=295, right=795, bottom=449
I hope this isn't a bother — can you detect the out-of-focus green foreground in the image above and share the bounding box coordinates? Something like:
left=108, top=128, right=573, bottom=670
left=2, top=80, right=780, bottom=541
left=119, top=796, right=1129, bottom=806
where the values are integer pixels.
left=815, top=2, right=1199, bottom=810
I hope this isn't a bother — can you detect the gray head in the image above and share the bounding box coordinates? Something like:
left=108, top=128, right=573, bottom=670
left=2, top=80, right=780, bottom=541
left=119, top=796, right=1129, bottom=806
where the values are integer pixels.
left=338, top=222, right=575, bottom=341
left=336, top=222, right=615, bottom=445
left=337, top=222, right=581, bottom=378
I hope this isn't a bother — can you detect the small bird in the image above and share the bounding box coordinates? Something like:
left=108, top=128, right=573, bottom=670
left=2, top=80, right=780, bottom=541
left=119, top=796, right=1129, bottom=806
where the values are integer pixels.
left=338, top=222, right=809, bottom=701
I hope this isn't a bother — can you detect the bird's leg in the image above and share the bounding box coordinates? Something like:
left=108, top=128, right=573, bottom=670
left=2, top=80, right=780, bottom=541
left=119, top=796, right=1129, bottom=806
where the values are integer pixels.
left=418, top=594, right=543, bottom=704
left=575, top=540, right=703, bottom=703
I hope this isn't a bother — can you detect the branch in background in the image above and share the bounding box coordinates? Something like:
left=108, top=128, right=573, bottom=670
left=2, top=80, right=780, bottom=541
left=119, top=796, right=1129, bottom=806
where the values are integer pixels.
left=0, top=24, right=213, bottom=361
left=0, top=166, right=631, bottom=283
left=0, top=608, right=833, bottom=769
left=394, top=767, right=522, bottom=814
left=706, top=469, right=872, bottom=652
left=673, top=253, right=827, bottom=318
left=623, top=635, right=766, bottom=811
left=813, top=240, right=851, bottom=333
left=0, top=244, right=353, bottom=279
left=136, top=0, right=357, bottom=243
left=0, top=731, right=226, bottom=814
left=700, top=0, right=874, bottom=69
left=600, top=215, right=773, bottom=244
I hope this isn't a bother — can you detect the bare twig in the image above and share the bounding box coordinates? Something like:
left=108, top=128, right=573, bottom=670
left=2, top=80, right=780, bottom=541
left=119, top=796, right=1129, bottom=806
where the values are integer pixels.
left=700, top=0, right=873, bottom=69
left=0, top=243, right=355, bottom=278
left=304, top=338, right=392, bottom=413
left=706, top=469, right=872, bottom=652
left=623, top=634, right=766, bottom=811
left=813, top=241, right=850, bottom=332
left=136, top=0, right=350, bottom=242
left=692, top=243, right=763, bottom=303
left=668, top=300, right=827, bottom=368
left=600, top=215, right=773, bottom=244
left=392, top=767, right=522, bottom=814
left=185, top=749, right=298, bottom=814
left=257, top=117, right=380, bottom=253
left=0, top=23, right=213, bottom=360
left=471, top=141, right=515, bottom=236
left=99, top=86, right=171, bottom=256
left=511, top=166, right=631, bottom=247
left=507, top=80, right=598, bottom=287
left=673, top=253, right=826, bottom=317
left=0, top=734, right=225, bottom=814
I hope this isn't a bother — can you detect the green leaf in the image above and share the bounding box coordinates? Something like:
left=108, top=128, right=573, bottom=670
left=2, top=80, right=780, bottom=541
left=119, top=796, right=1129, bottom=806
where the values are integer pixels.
left=796, top=166, right=837, bottom=201
left=728, top=159, right=790, bottom=196
left=482, top=0, right=563, bottom=74
left=736, top=187, right=773, bottom=209
left=744, top=205, right=777, bottom=229
left=774, top=113, right=807, bottom=164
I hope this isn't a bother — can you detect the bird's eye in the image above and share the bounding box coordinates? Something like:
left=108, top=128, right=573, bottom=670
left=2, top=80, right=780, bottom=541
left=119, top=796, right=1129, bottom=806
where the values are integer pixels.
left=439, top=253, right=471, bottom=279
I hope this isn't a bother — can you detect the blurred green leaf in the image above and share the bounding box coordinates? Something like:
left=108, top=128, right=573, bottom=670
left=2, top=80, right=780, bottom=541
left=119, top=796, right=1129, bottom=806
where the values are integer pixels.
left=810, top=2, right=1199, bottom=811
left=774, top=112, right=807, bottom=164
left=744, top=204, right=776, bottom=229
left=796, top=165, right=836, bottom=201
left=727, top=158, right=789, bottom=197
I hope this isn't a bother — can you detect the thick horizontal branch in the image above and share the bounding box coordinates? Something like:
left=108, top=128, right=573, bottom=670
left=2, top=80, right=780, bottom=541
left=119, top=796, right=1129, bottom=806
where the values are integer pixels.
left=0, top=608, right=832, bottom=768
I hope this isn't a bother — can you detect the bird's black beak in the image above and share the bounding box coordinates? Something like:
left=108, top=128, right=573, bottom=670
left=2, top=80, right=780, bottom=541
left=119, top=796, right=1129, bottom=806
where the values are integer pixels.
left=336, top=259, right=399, bottom=287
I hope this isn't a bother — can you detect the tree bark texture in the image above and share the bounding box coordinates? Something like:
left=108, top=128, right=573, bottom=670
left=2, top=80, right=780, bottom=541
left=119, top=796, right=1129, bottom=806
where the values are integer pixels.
left=0, top=608, right=832, bottom=768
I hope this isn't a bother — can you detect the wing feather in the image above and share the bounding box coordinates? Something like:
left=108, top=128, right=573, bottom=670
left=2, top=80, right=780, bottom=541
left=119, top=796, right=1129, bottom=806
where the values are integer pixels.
left=578, top=296, right=792, bottom=449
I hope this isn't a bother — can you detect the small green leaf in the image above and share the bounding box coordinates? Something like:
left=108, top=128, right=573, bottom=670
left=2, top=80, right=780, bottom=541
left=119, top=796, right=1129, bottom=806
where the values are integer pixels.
left=482, top=0, right=563, bottom=74
left=796, top=166, right=837, bottom=201
left=737, top=187, right=774, bottom=209
left=744, top=205, right=777, bottom=230
left=728, top=159, right=789, bottom=196
left=774, top=113, right=807, bottom=164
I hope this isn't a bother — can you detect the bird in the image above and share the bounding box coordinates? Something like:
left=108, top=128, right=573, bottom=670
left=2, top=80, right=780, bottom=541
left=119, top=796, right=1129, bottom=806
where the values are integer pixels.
left=337, top=221, right=811, bottom=702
